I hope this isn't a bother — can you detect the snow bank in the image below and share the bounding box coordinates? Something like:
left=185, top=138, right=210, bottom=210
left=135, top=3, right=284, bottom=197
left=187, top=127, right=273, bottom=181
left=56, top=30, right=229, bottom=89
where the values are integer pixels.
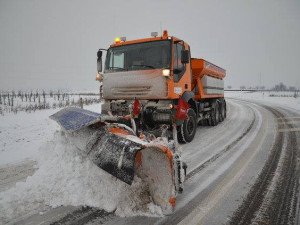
left=0, top=131, right=162, bottom=224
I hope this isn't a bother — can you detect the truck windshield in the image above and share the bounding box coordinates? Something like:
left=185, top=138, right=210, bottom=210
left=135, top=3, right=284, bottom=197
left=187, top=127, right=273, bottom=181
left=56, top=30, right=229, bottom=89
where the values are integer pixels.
left=105, top=40, right=171, bottom=73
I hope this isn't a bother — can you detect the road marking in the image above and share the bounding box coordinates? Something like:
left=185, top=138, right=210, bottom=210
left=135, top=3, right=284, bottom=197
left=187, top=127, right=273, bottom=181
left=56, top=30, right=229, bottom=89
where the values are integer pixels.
left=278, top=127, right=300, bottom=133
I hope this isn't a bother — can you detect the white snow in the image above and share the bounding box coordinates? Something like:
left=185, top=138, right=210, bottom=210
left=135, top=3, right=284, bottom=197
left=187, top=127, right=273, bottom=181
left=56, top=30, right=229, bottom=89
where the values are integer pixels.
left=0, top=128, right=162, bottom=224
left=0, top=102, right=164, bottom=224
left=225, top=91, right=300, bottom=112
left=0, top=109, right=59, bottom=165
left=0, top=104, right=102, bottom=166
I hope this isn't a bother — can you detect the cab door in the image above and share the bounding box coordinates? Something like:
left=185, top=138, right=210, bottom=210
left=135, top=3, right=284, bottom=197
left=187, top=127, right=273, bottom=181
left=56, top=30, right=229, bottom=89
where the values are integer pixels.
left=169, top=41, right=192, bottom=98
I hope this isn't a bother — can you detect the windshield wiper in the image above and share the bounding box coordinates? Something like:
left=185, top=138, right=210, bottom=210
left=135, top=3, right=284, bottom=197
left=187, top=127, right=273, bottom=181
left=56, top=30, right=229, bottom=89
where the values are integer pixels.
left=132, top=64, right=155, bottom=69
left=109, top=67, right=127, bottom=71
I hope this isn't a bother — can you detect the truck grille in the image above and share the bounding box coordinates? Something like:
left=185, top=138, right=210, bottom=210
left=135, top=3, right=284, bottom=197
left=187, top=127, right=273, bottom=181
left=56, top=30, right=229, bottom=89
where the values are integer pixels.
left=112, top=86, right=151, bottom=96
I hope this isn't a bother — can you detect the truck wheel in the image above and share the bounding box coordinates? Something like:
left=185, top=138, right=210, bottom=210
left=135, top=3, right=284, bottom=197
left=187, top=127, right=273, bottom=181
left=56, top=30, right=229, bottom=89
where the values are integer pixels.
left=224, top=101, right=227, bottom=119
left=178, top=109, right=197, bottom=143
left=210, top=101, right=219, bottom=126
left=219, top=101, right=225, bottom=122
left=207, top=117, right=212, bottom=126
left=198, top=119, right=205, bottom=126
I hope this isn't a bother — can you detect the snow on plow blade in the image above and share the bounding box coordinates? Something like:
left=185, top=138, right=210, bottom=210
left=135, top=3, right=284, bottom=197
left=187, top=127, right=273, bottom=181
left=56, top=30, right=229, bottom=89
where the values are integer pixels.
left=87, top=128, right=143, bottom=185
left=50, top=107, right=184, bottom=214
left=137, top=146, right=177, bottom=213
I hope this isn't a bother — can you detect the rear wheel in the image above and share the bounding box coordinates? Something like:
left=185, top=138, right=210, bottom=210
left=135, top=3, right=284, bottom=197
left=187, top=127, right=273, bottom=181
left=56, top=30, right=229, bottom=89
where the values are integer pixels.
left=224, top=101, right=227, bottom=119
left=210, top=101, right=219, bottom=126
left=178, top=109, right=197, bottom=143
left=219, top=100, right=225, bottom=122
left=198, top=118, right=206, bottom=126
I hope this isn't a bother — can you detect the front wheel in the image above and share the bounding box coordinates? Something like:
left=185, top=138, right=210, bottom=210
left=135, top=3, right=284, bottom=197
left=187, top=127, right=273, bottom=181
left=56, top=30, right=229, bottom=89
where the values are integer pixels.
left=178, top=109, right=197, bottom=143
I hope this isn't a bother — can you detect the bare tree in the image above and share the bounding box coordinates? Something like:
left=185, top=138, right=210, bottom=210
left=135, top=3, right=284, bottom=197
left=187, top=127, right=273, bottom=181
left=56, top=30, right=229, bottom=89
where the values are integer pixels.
left=8, top=94, right=10, bottom=106
left=289, top=86, right=296, bottom=91
left=274, top=82, right=287, bottom=91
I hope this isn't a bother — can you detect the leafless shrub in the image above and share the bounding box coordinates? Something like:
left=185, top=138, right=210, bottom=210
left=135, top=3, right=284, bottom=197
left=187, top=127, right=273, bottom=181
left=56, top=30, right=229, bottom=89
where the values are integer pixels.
left=0, top=90, right=100, bottom=115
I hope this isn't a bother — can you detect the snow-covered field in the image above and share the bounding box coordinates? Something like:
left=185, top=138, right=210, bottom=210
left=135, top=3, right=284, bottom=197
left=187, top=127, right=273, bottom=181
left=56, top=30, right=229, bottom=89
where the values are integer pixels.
left=0, top=103, right=102, bottom=166
left=225, top=90, right=300, bottom=111
left=0, top=91, right=100, bottom=115
left=0, top=91, right=299, bottom=224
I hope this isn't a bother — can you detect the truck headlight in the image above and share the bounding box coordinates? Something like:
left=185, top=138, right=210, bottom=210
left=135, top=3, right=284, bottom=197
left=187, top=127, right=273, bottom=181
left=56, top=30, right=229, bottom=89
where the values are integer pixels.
left=96, top=73, right=103, bottom=81
left=162, top=69, right=170, bottom=77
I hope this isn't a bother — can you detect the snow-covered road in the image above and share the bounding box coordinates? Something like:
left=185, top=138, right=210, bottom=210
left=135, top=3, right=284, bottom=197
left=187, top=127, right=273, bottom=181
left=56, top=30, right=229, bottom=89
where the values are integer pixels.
left=0, top=95, right=299, bottom=225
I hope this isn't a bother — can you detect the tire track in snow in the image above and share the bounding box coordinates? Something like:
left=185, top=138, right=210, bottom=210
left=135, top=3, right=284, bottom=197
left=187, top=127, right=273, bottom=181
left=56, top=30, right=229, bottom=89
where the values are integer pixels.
left=228, top=106, right=300, bottom=225
left=0, top=160, right=37, bottom=192
left=182, top=99, right=254, bottom=174
left=50, top=207, right=114, bottom=225
left=144, top=100, right=263, bottom=225
left=185, top=108, right=255, bottom=180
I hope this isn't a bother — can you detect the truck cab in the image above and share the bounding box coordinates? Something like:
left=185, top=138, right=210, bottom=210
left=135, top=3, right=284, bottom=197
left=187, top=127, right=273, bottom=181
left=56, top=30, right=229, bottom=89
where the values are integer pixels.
left=98, top=30, right=192, bottom=101
left=96, top=30, right=226, bottom=143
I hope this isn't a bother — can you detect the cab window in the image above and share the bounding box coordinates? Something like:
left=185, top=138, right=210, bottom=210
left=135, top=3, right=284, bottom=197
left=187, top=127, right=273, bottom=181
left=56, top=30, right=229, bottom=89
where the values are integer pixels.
left=173, top=43, right=185, bottom=82
left=109, top=52, right=125, bottom=69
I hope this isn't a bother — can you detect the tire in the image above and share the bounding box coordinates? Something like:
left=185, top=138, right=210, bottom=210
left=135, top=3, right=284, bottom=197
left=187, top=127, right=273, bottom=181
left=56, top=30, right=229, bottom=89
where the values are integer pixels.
left=178, top=108, right=197, bottom=143
left=219, top=100, right=225, bottom=122
left=207, top=117, right=212, bottom=126
left=210, top=101, right=219, bottom=126
left=198, top=119, right=205, bottom=126
left=224, top=101, right=227, bottom=119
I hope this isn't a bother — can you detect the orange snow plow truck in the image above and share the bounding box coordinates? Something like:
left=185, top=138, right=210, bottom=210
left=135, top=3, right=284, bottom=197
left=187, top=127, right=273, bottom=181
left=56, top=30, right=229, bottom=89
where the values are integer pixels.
left=50, top=30, right=226, bottom=214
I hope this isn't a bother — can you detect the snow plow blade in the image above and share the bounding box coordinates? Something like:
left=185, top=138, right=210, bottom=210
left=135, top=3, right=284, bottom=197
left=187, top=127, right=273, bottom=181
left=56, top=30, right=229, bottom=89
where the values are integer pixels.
left=49, top=107, right=106, bottom=132
left=50, top=107, right=185, bottom=214
left=50, top=107, right=141, bottom=184
left=86, top=128, right=143, bottom=185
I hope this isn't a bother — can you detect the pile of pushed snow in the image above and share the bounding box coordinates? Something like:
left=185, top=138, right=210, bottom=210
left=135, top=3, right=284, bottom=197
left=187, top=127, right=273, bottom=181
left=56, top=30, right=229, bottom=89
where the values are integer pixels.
left=0, top=131, right=162, bottom=224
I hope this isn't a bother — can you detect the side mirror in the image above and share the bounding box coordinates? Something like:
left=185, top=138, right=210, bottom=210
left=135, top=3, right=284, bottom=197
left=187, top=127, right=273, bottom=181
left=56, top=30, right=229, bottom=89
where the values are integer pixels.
left=97, top=50, right=102, bottom=58
left=181, top=50, right=189, bottom=64
left=97, top=50, right=103, bottom=73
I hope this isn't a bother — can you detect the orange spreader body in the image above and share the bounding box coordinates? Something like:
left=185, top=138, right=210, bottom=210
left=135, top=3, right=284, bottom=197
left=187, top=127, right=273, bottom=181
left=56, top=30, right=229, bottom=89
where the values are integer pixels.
left=191, top=58, right=226, bottom=100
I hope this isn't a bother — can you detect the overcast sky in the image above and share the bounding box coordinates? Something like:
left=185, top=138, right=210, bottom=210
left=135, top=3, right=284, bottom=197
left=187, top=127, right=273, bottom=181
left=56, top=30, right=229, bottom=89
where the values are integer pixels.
left=0, top=0, right=299, bottom=91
